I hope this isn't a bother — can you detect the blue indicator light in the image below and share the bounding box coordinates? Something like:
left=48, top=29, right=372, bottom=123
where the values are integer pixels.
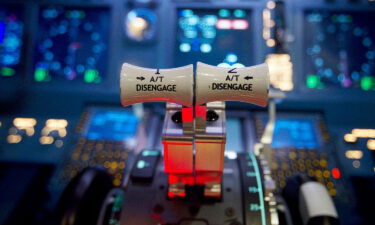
left=202, top=29, right=216, bottom=39
left=226, top=53, right=238, bottom=63
left=180, top=9, right=193, bottom=17
left=218, top=9, right=230, bottom=18
left=179, top=43, right=191, bottom=52
left=232, top=63, right=245, bottom=68
left=187, top=15, right=199, bottom=26
left=200, top=43, right=212, bottom=53
left=0, top=22, right=5, bottom=44
left=217, top=63, right=230, bottom=68
left=234, top=9, right=246, bottom=18
left=202, top=15, right=217, bottom=26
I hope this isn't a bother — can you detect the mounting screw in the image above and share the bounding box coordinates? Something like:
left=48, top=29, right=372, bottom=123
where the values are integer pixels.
left=225, top=207, right=235, bottom=217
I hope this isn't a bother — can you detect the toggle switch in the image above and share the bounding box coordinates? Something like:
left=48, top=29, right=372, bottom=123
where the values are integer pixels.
left=195, top=62, right=269, bottom=106
left=120, top=63, right=194, bottom=107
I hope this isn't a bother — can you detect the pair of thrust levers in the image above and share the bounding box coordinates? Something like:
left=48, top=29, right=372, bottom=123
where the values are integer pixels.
left=120, top=62, right=269, bottom=199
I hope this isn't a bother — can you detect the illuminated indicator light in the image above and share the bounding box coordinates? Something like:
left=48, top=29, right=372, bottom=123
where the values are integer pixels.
left=344, top=133, right=357, bottom=143
left=329, top=189, right=336, bottom=196
left=46, top=119, right=68, bottom=128
left=184, top=29, right=197, bottom=38
left=331, top=168, right=340, bottom=179
left=267, top=1, right=276, bottom=9
left=203, top=15, right=217, bottom=26
left=217, top=63, right=230, bottom=68
left=306, top=74, right=321, bottom=88
left=351, top=129, right=375, bottom=138
left=84, top=69, right=100, bottom=83
left=232, top=19, right=249, bottom=30
left=367, top=139, right=375, bottom=150
left=0, top=21, right=5, bottom=43
left=66, top=10, right=86, bottom=19
left=200, top=43, right=212, bottom=53
left=202, top=29, right=216, bottom=39
left=182, top=107, right=194, bottom=123
left=110, top=162, right=118, bottom=170
left=7, top=134, right=22, bottom=144
left=225, top=151, right=237, bottom=159
left=232, top=63, right=245, bottom=68
left=266, top=54, right=294, bottom=91
left=218, top=9, right=230, bottom=18
left=14, top=118, right=36, bottom=128
left=361, top=76, right=375, bottom=91
left=345, top=150, right=363, bottom=159
left=266, top=39, right=276, bottom=47
left=352, top=160, right=361, bottom=168
left=179, top=43, right=191, bottom=52
left=181, top=9, right=193, bottom=17
left=136, top=160, right=147, bottom=169
left=34, top=68, right=48, bottom=82
left=187, top=15, right=199, bottom=26
left=1, top=67, right=15, bottom=76
left=113, top=179, right=121, bottom=186
left=142, top=150, right=159, bottom=156
left=126, top=16, right=148, bottom=41
left=216, top=19, right=231, bottom=29
left=323, top=170, right=330, bottom=178
left=40, top=136, right=54, bottom=145
left=234, top=9, right=246, bottom=18
left=226, top=53, right=238, bottom=63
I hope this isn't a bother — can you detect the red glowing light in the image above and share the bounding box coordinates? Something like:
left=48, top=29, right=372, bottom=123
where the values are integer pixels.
left=216, top=19, right=232, bottom=29
left=332, top=168, right=341, bottom=179
left=232, top=19, right=249, bottom=30
left=195, top=105, right=207, bottom=119
left=182, top=107, right=193, bottom=122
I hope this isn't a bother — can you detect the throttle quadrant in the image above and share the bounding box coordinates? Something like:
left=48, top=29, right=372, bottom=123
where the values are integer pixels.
left=120, top=62, right=269, bottom=198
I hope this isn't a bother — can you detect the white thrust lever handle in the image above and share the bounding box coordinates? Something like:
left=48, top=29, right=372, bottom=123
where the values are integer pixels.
left=120, top=63, right=194, bottom=107
left=195, top=62, right=270, bottom=106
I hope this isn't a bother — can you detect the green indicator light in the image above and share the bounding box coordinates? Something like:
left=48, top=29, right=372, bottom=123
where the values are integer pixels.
left=218, top=9, right=230, bottom=18
left=84, top=69, right=100, bottom=83
left=361, top=76, right=374, bottom=91
left=34, top=68, right=48, bottom=82
left=1, top=67, right=15, bottom=76
left=234, top=9, right=246, bottom=18
left=306, top=74, right=320, bottom=88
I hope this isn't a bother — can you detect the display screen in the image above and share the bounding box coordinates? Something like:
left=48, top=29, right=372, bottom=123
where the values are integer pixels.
left=269, top=119, right=319, bottom=149
left=304, top=10, right=375, bottom=91
left=85, top=109, right=139, bottom=141
left=33, top=6, right=110, bottom=83
left=175, top=8, right=253, bottom=67
left=0, top=5, right=24, bottom=78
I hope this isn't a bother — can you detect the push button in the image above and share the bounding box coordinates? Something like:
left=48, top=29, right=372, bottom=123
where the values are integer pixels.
left=195, top=62, right=269, bottom=106
left=120, top=63, right=194, bottom=107
left=130, top=150, right=160, bottom=182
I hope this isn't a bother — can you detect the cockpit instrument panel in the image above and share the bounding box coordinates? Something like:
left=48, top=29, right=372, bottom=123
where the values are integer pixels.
left=33, top=6, right=110, bottom=83
left=174, top=8, right=253, bottom=68
left=304, top=10, right=375, bottom=91
left=0, top=5, right=24, bottom=78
